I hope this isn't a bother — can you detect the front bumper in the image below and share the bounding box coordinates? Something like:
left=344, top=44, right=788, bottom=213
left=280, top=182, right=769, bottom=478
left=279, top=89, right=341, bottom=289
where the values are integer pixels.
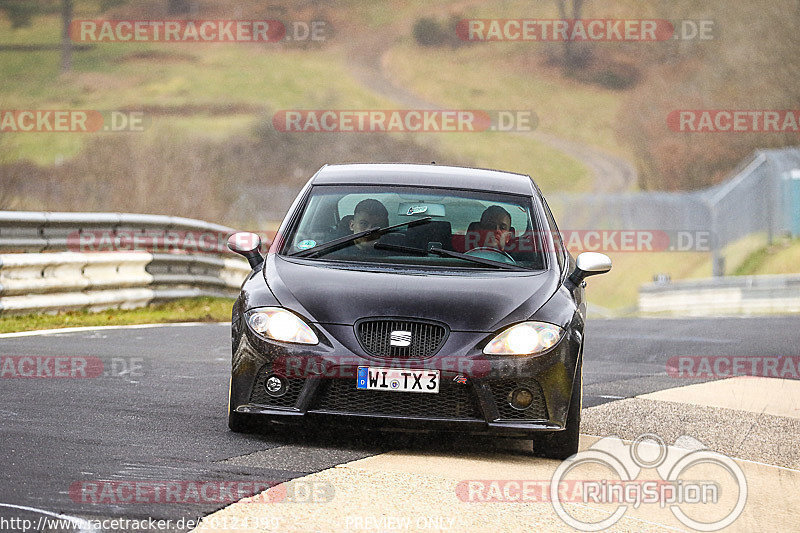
left=231, top=321, right=581, bottom=438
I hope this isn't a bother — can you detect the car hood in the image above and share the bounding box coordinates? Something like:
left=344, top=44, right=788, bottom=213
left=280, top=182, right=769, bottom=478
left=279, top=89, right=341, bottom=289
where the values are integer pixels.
left=263, top=255, right=561, bottom=332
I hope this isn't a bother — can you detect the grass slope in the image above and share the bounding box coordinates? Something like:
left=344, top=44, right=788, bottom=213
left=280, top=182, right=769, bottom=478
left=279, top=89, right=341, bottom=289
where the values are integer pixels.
left=0, top=297, right=234, bottom=334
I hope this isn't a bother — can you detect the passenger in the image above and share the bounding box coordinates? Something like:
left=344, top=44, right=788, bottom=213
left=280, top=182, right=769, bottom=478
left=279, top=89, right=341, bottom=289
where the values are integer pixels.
left=480, top=205, right=512, bottom=233
left=474, top=205, right=513, bottom=250
left=349, top=199, right=390, bottom=251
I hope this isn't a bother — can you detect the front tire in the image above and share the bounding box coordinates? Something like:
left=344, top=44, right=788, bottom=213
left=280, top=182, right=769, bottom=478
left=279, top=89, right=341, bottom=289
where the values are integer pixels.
left=228, top=410, right=257, bottom=432
left=228, top=377, right=257, bottom=432
left=530, top=355, right=582, bottom=460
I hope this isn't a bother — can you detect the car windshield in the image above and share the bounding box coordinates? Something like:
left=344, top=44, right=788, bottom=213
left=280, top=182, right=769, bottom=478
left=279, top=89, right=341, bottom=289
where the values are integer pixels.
left=279, top=184, right=547, bottom=270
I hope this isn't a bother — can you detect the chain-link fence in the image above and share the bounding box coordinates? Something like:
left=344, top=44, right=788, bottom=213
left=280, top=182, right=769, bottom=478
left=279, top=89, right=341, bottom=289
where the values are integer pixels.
left=550, top=146, right=800, bottom=275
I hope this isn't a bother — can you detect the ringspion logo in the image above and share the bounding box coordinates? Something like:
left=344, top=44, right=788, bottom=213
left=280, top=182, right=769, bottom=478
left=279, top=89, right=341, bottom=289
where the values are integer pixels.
left=548, top=434, right=747, bottom=531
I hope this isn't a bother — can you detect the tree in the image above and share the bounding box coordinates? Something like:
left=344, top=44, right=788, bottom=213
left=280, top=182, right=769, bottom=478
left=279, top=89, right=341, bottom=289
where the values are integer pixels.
left=0, top=0, right=39, bottom=29
left=554, top=0, right=588, bottom=68
left=60, top=0, right=72, bottom=73
left=0, top=1, right=39, bottom=27
left=167, top=0, right=190, bottom=15
left=0, top=0, right=73, bottom=73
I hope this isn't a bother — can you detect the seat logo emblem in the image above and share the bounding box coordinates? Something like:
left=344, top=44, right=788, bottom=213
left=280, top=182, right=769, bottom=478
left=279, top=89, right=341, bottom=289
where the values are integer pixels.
left=390, top=330, right=412, bottom=347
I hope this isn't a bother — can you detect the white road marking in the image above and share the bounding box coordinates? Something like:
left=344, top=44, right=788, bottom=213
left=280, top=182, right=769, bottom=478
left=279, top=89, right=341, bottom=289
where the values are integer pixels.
left=638, top=376, right=800, bottom=419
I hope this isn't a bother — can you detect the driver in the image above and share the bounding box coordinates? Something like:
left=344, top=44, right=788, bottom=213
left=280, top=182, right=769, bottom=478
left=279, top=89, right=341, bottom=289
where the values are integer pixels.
left=476, top=205, right=512, bottom=251
left=349, top=198, right=390, bottom=251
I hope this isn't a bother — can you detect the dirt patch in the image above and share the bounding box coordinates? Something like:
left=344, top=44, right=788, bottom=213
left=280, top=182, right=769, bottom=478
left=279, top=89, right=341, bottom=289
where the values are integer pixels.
left=118, top=103, right=266, bottom=116
left=115, top=50, right=197, bottom=64
left=74, top=71, right=139, bottom=93
left=0, top=44, right=94, bottom=52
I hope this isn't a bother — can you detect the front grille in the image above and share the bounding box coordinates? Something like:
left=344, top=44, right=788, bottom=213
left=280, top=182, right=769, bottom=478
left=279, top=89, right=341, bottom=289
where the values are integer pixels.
left=249, top=365, right=305, bottom=409
left=489, top=379, right=548, bottom=421
left=311, top=379, right=481, bottom=419
left=356, top=319, right=447, bottom=359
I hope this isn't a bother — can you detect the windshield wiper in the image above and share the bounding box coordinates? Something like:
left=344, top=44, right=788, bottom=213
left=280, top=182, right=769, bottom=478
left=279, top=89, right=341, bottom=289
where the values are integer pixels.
left=373, top=242, right=529, bottom=271
left=291, top=217, right=433, bottom=258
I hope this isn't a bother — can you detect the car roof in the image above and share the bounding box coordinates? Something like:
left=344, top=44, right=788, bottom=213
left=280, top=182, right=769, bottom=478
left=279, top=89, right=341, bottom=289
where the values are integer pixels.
left=311, top=163, right=537, bottom=196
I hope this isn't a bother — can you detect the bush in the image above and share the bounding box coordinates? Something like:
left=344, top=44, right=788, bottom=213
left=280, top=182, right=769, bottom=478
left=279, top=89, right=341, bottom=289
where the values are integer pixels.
left=412, top=17, right=448, bottom=47
left=0, top=112, right=469, bottom=226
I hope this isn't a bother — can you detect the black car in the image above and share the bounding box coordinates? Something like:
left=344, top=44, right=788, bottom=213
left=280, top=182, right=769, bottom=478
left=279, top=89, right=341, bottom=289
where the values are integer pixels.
left=226, top=163, right=611, bottom=459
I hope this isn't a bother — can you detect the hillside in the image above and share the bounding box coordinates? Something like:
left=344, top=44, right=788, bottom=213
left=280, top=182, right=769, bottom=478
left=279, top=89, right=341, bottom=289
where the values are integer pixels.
left=2, top=0, right=797, bottom=311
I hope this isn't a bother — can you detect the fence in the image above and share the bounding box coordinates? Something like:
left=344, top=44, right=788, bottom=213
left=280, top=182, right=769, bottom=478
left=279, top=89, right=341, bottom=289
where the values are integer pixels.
left=550, top=146, right=800, bottom=276
left=0, top=211, right=252, bottom=315
left=3, top=146, right=799, bottom=316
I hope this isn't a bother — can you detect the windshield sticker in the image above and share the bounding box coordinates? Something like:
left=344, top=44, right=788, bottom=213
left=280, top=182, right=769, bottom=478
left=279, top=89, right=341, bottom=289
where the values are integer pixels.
left=297, top=239, right=316, bottom=250
left=406, top=205, right=428, bottom=215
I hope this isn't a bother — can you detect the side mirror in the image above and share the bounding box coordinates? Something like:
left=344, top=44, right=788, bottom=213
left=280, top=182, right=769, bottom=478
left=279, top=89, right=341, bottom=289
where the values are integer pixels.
left=227, top=232, right=264, bottom=269
left=568, top=252, right=612, bottom=285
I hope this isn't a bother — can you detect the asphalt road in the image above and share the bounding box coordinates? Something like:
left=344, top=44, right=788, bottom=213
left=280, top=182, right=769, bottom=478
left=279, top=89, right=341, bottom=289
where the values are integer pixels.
left=0, top=316, right=797, bottom=532
left=582, top=316, right=800, bottom=406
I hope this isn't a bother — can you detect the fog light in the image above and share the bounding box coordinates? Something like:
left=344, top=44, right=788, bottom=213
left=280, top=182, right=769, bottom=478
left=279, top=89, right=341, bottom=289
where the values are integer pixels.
left=508, top=387, right=534, bottom=410
left=265, top=375, right=287, bottom=397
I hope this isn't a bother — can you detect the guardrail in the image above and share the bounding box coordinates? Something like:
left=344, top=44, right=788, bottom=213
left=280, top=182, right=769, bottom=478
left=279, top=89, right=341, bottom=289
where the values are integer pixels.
left=0, top=211, right=254, bottom=315
left=639, top=274, right=800, bottom=316
left=0, top=211, right=236, bottom=253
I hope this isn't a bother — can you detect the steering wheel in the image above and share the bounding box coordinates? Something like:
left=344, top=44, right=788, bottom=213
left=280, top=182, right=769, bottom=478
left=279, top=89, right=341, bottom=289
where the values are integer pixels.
left=464, top=246, right=517, bottom=265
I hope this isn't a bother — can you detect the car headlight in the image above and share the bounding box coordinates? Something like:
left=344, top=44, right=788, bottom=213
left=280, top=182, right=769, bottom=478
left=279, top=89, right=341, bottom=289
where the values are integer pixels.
left=247, top=307, right=318, bottom=344
left=483, top=321, right=563, bottom=355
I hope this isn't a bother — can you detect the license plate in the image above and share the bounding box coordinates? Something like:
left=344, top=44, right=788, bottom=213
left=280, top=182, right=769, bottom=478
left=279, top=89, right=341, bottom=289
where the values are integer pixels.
left=356, top=366, right=439, bottom=393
